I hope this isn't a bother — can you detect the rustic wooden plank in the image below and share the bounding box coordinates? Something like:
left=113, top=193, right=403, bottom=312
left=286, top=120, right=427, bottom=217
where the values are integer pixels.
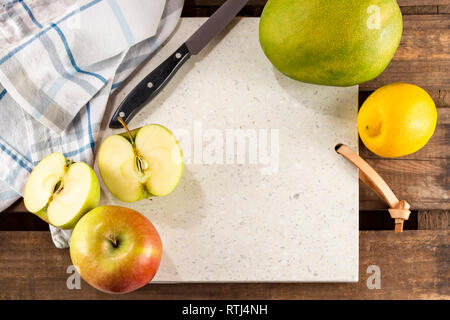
left=440, top=5, right=450, bottom=13
left=360, top=158, right=449, bottom=210
left=400, top=14, right=450, bottom=30
left=0, top=207, right=418, bottom=231
left=183, top=0, right=450, bottom=6
left=0, top=231, right=447, bottom=300
left=182, top=4, right=444, bottom=16
left=397, top=0, right=450, bottom=5
left=362, top=60, right=448, bottom=91
left=431, top=89, right=450, bottom=107
left=401, top=5, right=438, bottom=14
left=418, top=210, right=449, bottom=229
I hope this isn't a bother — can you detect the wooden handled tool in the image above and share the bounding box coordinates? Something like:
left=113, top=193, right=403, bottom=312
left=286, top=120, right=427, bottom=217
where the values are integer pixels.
left=336, top=144, right=411, bottom=232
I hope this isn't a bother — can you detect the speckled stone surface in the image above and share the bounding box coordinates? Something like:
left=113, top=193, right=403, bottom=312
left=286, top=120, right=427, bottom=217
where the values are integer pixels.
left=98, top=18, right=359, bottom=282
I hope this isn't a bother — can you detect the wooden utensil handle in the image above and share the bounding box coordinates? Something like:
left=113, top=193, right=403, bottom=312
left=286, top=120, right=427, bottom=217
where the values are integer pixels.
left=335, top=144, right=411, bottom=232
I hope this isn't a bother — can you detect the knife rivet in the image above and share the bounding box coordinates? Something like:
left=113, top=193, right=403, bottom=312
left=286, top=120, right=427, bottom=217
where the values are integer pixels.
left=119, top=112, right=125, bottom=118
left=175, top=52, right=182, bottom=59
left=147, top=82, right=154, bottom=88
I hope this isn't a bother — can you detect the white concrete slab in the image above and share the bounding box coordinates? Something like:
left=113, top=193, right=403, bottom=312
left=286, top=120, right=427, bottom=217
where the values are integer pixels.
left=98, top=18, right=359, bottom=282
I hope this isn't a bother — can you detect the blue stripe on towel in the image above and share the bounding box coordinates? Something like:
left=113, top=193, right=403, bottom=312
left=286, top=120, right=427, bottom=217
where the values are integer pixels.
left=4, top=160, right=24, bottom=185
left=86, top=103, right=95, bottom=154
left=111, top=81, right=122, bottom=89
left=0, top=141, right=33, bottom=173
left=0, top=0, right=103, bottom=65
left=0, top=89, right=7, bottom=100
left=50, top=23, right=107, bottom=84
left=20, top=0, right=43, bottom=28
left=106, top=0, right=135, bottom=46
left=64, top=144, right=93, bottom=158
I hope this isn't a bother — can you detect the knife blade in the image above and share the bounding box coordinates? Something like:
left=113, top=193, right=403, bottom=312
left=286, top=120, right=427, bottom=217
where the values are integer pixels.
left=109, top=0, right=249, bottom=128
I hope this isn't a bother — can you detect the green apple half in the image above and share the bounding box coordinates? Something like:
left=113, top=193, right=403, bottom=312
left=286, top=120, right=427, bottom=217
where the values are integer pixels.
left=98, top=123, right=183, bottom=202
left=23, top=152, right=100, bottom=229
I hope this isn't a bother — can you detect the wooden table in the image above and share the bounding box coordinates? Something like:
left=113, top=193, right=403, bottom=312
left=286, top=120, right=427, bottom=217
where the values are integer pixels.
left=0, top=0, right=448, bottom=300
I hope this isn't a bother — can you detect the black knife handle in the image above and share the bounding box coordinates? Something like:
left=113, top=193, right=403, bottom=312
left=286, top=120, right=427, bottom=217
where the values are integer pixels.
left=109, top=43, right=191, bottom=128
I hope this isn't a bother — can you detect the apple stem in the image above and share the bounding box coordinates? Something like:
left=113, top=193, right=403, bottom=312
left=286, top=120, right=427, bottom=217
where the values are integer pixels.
left=117, top=117, right=135, bottom=146
left=108, top=234, right=119, bottom=248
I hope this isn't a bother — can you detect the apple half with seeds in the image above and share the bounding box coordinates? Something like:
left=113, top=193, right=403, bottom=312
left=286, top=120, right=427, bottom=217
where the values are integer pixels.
left=24, top=152, right=100, bottom=229
left=98, top=120, right=183, bottom=202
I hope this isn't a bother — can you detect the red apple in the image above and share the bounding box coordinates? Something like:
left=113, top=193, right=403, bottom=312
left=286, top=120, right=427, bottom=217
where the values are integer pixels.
left=70, top=206, right=162, bottom=294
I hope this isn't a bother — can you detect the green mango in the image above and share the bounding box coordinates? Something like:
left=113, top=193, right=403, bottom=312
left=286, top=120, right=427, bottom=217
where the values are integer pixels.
left=259, top=0, right=403, bottom=87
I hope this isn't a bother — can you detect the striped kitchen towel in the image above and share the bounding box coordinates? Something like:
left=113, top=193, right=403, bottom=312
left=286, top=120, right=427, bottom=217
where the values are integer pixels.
left=0, top=0, right=184, bottom=248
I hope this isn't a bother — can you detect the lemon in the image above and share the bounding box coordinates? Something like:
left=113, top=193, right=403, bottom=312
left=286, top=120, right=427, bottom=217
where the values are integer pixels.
left=358, top=83, right=437, bottom=158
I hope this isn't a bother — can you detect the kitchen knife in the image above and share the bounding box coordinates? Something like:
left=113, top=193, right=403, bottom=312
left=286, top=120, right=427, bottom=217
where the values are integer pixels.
left=109, top=0, right=249, bottom=128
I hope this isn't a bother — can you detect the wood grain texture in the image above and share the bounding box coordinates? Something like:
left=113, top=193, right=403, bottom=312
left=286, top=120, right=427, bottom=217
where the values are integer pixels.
left=360, top=159, right=449, bottom=210
left=397, top=0, right=450, bottom=5
left=182, top=0, right=450, bottom=16
left=182, top=5, right=443, bottom=17
left=0, top=209, right=419, bottom=231
left=419, top=210, right=449, bottom=229
left=401, top=5, right=438, bottom=14
left=0, top=231, right=447, bottom=300
left=183, top=0, right=450, bottom=6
